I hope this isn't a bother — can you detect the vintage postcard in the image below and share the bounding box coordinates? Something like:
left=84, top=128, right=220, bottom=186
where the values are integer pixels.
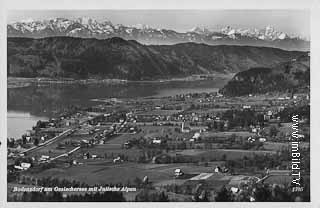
left=1, top=0, right=319, bottom=207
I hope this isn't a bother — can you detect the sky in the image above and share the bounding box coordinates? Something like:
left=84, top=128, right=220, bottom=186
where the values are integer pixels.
left=7, top=10, right=310, bottom=38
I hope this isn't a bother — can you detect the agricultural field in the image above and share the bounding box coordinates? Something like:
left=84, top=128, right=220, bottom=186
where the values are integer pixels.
left=170, top=149, right=277, bottom=160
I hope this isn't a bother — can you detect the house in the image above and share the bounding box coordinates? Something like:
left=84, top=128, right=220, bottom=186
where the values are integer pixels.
left=181, top=122, right=191, bottom=133
left=247, top=137, right=255, bottom=143
left=81, top=139, right=89, bottom=144
left=192, top=132, right=201, bottom=140
left=113, top=156, right=123, bottom=163
left=83, top=152, right=90, bottom=159
left=152, top=138, right=162, bottom=144
left=26, top=136, right=31, bottom=143
left=129, top=127, right=136, bottom=133
left=259, top=138, right=267, bottom=142
left=174, top=168, right=184, bottom=177
left=231, top=187, right=239, bottom=194
left=216, top=92, right=223, bottom=97
left=14, top=162, right=32, bottom=170
left=142, top=176, right=149, bottom=184
left=124, top=141, right=132, bottom=149
left=264, top=114, right=271, bottom=121
left=20, top=162, right=31, bottom=170
left=81, top=139, right=90, bottom=147
left=14, top=165, right=23, bottom=170
left=214, top=166, right=222, bottom=173
left=39, top=155, right=50, bottom=162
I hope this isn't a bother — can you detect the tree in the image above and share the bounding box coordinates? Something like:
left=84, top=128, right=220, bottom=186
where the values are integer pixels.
left=254, top=184, right=272, bottom=202
left=269, top=125, right=279, bottom=137
left=135, top=190, right=169, bottom=202
left=215, top=186, right=232, bottom=202
left=229, top=134, right=236, bottom=143
left=33, top=138, right=39, bottom=146
left=22, top=135, right=27, bottom=144
left=133, top=177, right=143, bottom=188
left=221, top=154, right=227, bottom=161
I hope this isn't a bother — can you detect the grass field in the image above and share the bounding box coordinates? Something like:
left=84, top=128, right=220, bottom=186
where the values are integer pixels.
left=202, top=131, right=255, bottom=138
left=25, top=161, right=225, bottom=186
left=263, top=142, right=309, bottom=151
left=171, top=149, right=277, bottom=160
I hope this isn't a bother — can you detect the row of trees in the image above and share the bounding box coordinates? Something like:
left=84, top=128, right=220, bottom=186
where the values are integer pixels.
left=215, top=183, right=310, bottom=202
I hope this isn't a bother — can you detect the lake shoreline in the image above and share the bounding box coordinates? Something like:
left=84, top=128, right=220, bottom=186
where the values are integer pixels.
left=7, top=73, right=234, bottom=89
left=7, top=78, right=232, bottom=139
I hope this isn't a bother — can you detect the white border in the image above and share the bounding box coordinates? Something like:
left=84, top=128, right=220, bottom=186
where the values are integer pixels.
left=0, top=0, right=317, bottom=9
left=1, top=0, right=319, bottom=208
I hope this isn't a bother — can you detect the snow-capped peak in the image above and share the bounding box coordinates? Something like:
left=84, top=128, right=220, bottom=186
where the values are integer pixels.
left=76, top=17, right=96, bottom=25
left=189, top=26, right=211, bottom=34
left=7, top=18, right=309, bottom=50
left=20, top=18, right=35, bottom=23
left=132, top=24, right=151, bottom=30
left=219, top=25, right=291, bottom=40
left=278, top=33, right=287, bottom=40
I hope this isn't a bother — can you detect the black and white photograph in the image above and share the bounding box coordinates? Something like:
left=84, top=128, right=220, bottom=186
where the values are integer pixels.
left=1, top=0, right=319, bottom=206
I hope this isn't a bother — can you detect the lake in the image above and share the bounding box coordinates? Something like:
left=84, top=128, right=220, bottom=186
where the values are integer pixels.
left=7, top=78, right=229, bottom=139
left=7, top=111, right=48, bottom=139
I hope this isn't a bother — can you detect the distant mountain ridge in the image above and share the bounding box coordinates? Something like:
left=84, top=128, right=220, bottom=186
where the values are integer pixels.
left=220, top=54, right=310, bottom=96
left=7, top=17, right=309, bottom=51
left=7, top=36, right=307, bottom=80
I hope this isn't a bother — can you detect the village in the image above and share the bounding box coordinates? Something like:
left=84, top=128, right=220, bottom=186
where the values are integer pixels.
left=7, top=90, right=310, bottom=201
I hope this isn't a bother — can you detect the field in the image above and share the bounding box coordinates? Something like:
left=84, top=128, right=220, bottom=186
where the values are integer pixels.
left=25, top=161, right=227, bottom=185
left=263, top=141, right=309, bottom=151
left=202, top=131, right=255, bottom=138
left=170, top=149, right=277, bottom=160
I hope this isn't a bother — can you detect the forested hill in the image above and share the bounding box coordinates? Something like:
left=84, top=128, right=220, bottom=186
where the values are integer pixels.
left=8, top=37, right=307, bottom=80
left=219, top=54, right=310, bottom=96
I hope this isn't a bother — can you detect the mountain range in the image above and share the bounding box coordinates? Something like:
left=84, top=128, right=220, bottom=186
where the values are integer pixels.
left=7, top=36, right=307, bottom=80
left=7, top=17, right=309, bottom=51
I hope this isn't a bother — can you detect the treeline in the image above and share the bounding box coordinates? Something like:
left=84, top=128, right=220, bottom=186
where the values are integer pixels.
left=163, top=182, right=310, bottom=202
left=215, top=183, right=310, bottom=202
left=277, top=105, right=310, bottom=123
left=222, top=109, right=265, bottom=129
left=225, top=147, right=310, bottom=173
left=135, top=189, right=169, bottom=202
